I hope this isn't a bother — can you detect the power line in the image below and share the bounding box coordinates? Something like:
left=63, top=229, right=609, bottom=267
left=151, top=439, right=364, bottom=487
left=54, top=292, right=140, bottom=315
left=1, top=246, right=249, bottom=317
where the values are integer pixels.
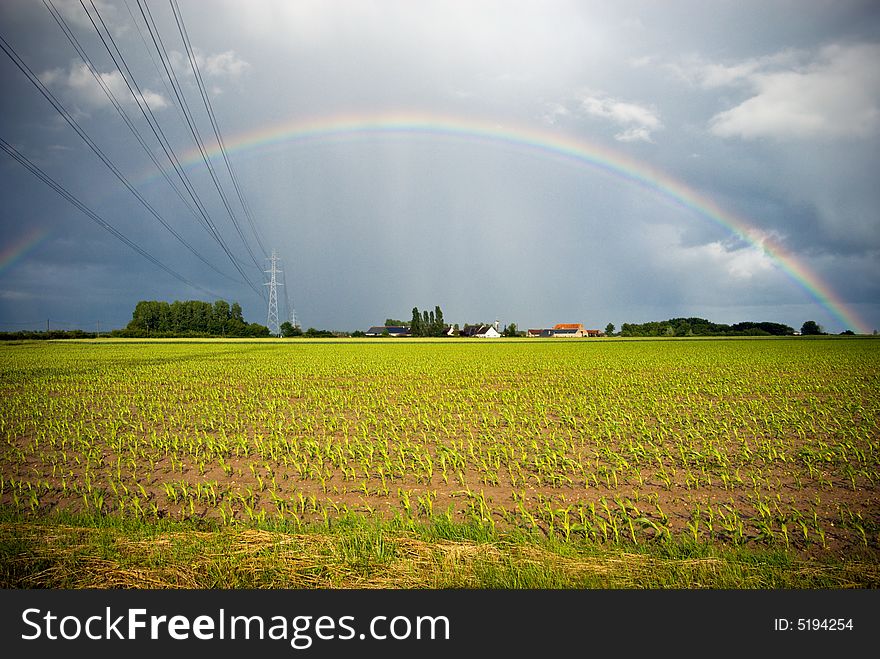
left=123, top=0, right=191, bottom=136
left=161, top=0, right=265, bottom=271
left=280, top=255, right=298, bottom=328
left=0, top=29, right=253, bottom=294
left=135, top=0, right=265, bottom=281
left=0, top=137, right=222, bottom=298
left=46, top=0, right=197, bottom=220
left=169, top=0, right=269, bottom=261
left=81, top=0, right=224, bottom=244
left=80, top=0, right=264, bottom=293
left=42, top=0, right=244, bottom=286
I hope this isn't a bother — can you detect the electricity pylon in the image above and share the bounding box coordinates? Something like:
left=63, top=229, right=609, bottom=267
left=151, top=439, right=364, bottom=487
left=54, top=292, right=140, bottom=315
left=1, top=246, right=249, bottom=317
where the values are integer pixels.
left=265, top=249, right=282, bottom=336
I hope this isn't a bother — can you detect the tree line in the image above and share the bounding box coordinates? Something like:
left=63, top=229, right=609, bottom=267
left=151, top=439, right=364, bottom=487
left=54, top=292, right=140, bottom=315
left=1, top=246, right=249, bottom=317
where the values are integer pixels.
left=409, top=306, right=447, bottom=337
left=0, top=309, right=863, bottom=341
left=280, top=323, right=341, bottom=338
left=0, top=329, right=102, bottom=341
left=122, top=299, right=269, bottom=337
left=617, top=317, right=796, bottom=337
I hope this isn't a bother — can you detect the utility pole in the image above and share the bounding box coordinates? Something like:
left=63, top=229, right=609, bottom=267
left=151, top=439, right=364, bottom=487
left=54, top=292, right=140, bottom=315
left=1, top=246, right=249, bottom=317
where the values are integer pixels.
left=280, top=256, right=299, bottom=330
left=265, top=249, right=282, bottom=336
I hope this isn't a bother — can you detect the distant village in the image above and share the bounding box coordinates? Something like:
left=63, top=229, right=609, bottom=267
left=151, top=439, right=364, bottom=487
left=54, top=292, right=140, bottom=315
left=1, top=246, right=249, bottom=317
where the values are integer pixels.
left=363, top=321, right=606, bottom=338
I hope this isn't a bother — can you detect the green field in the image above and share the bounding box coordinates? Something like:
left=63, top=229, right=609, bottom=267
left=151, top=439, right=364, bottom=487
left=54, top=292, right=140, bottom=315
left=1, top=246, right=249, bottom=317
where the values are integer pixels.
left=1, top=337, right=878, bottom=588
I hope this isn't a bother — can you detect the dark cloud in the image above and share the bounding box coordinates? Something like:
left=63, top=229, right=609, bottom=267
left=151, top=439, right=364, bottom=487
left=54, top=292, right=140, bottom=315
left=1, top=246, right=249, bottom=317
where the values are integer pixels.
left=1, top=0, right=878, bottom=333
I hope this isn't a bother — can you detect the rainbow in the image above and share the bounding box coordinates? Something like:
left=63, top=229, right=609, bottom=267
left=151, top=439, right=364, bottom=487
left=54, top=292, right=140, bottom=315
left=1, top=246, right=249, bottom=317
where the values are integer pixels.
left=0, top=226, right=50, bottom=276
left=146, top=111, right=870, bottom=334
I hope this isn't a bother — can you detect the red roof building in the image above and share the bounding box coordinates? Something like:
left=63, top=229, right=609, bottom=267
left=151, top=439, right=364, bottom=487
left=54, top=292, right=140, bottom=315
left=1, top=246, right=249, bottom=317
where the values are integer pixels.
left=552, top=323, right=586, bottom=337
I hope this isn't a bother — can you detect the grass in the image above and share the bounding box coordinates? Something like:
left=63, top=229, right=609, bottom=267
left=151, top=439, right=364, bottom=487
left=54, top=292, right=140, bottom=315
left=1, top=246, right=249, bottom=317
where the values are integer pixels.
left=1, top=509, right=877, bottom=589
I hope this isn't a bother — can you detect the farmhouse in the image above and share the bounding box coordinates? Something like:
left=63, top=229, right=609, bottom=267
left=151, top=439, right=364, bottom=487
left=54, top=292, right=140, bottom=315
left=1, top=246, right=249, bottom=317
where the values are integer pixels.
left=527, top=323, right=606, bottom=338
left=460, top=322, right=501, bottom=338
left=364, top=325, right=410, bottom=337
left=552, top=323, right=586, bottom=338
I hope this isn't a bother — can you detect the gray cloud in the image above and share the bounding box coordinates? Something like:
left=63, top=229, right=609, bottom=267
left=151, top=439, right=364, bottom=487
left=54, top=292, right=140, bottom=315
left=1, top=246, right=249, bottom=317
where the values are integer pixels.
left=548, top=91, right=663, bottom=143
left=168, top=48, right=249, bottom=80
left=40, top=61, right=168, bottom=112
left=1, top=0, right=878, bottom=334
left=707, top=43, right=880, bottom=140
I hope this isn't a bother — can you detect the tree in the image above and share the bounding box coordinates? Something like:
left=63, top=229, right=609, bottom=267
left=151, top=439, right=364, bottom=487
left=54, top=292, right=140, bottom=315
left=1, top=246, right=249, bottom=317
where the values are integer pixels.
left=230, top=302, right=245, bottom=324
left=212, top=300, right=230, bottom=335
left=433, top=305, right=445, bottom=336
left=801, top=320, right=822, bottom=335
left=605, top=323, right=615, bottom=337
left=246, top=323, right=270, bottom=337
left=385, top=318, right=408, bottom=327
left=409, top=305, right=447, bottom=336
left=128, top=300, right=162, bottom=334
left=502, top=322, right=518, bottom=337
left=616, top=317, right=795, bottom=337
left=731, top=321, right=793, bottom=336
left=123, top=298, right=265, bottom=337
left=410, top=307, right=422, bottom=337
left=226, top=301, right=248, bottom=336
left=280, top=321, right=302, bottom=337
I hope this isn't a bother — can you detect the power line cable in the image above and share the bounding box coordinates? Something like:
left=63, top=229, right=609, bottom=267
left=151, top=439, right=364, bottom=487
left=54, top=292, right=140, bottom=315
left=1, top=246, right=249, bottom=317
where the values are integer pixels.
left=0, top=137, right=222, bottom=298
left=81, top=0, right=224, bottom=244
left=81, top=0, right=264, bottom=291
left=169, top=0, right=269, bottom=261
left=280, top=255, right=297, bottom=328
left=135, top=0, right=265, bottom=281
left=45, top=0, right=196, bottom=218
left=123, top=0, right=190, bottom=134
left=0, top=30, right=259, bottom=295
left=162, top=0, right=266, bottom=271
left=42, top=0, right=245, bottom=286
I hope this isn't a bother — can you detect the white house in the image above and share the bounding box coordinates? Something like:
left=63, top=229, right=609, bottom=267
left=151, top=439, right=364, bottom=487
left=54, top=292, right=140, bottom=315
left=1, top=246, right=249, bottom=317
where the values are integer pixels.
left=461, top=322, right=501, bottom=338
left=477, top=324, right=501, bottom=338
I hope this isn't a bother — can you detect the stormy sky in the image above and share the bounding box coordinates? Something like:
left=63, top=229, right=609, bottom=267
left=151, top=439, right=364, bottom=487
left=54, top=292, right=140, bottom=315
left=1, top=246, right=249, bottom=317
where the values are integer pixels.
left=1, top=0, right=878, bottom=334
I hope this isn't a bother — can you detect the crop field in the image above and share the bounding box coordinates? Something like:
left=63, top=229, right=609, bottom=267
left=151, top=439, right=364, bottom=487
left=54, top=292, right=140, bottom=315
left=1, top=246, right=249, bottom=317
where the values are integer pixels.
left=1, top=337, right=878, bottom=588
